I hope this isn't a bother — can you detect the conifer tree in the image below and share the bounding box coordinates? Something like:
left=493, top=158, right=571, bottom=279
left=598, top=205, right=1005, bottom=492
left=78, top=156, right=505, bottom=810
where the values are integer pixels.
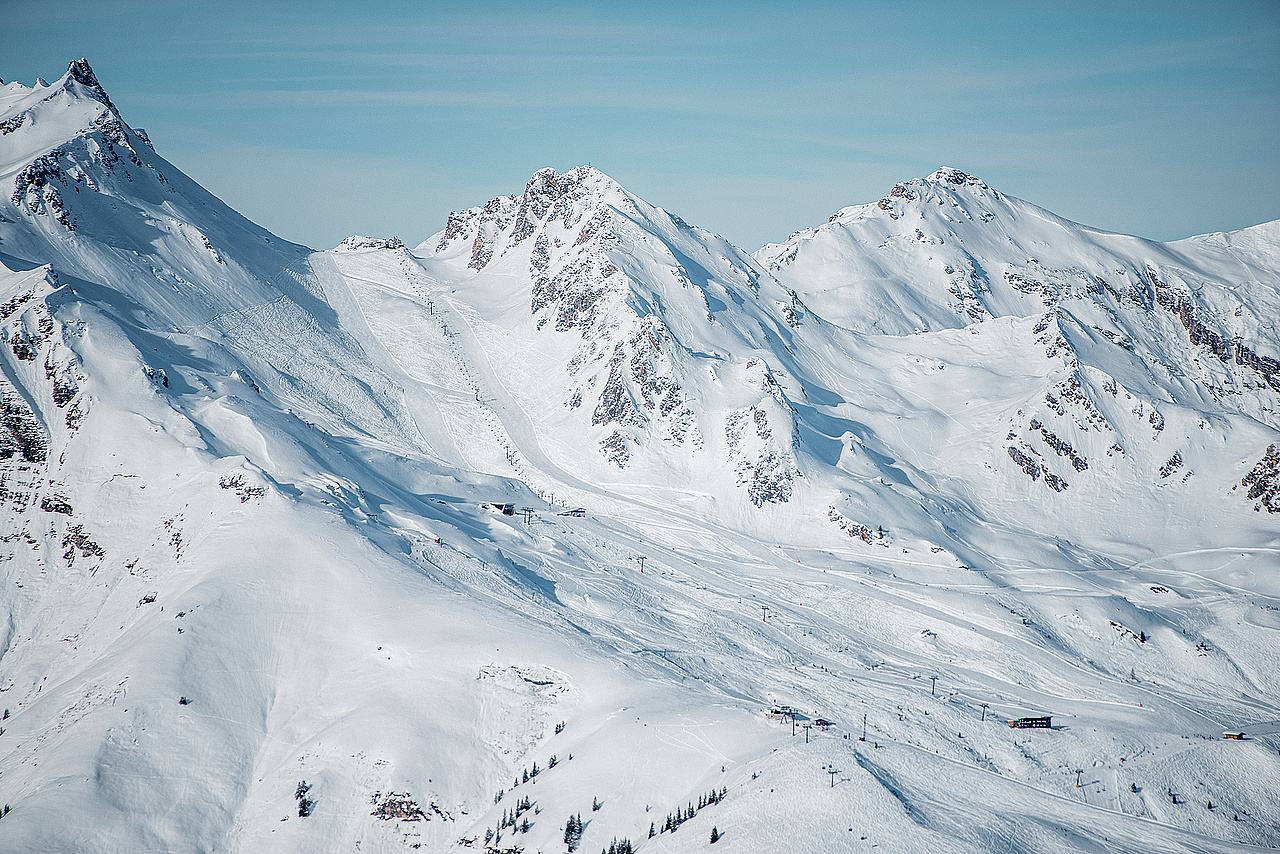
left=564, top=812, right=584, bottom=851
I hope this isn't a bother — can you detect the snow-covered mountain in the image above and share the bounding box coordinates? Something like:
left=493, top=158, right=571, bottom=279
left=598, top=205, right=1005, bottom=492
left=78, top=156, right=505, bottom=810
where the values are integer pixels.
left=416, top=164, right=804, bottom=514
left=2, top=62, right=1278, bottom=854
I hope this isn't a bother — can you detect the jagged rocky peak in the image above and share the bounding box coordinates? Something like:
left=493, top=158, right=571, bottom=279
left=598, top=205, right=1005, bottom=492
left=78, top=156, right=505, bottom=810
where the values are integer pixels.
left=2, top=61, right=311, bottom=326
left=423, top=165, right=636, bottom=272
left=926, top=166, right=989, bottom=189
left=336, top=235, right=406, bottom=251
left=1, top=59, right=119, bottom=125
left=3, top=59, right=161, bottom=232
left=62, top=58, right=118, bottom=111
left=869, top=166, right=1003, bottom=221
left=523, top=165, right=627, bottom=217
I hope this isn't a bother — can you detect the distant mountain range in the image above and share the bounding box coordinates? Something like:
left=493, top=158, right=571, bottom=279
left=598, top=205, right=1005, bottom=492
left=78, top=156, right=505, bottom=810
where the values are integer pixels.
left=2, top=60, right=1277, bottom=853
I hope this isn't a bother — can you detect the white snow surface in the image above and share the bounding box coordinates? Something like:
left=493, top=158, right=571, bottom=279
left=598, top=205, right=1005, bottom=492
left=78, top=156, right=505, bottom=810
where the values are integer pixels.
left=1, top=63, right=1278, bottom=853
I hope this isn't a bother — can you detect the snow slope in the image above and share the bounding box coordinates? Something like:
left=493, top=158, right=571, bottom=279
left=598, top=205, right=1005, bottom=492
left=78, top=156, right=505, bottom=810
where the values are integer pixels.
left=0, top=63, right=1278, bottom=853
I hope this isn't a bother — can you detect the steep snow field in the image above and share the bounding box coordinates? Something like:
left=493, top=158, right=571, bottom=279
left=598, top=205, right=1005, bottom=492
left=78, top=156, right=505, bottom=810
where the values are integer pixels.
left=1, top=62, right=1278, bottom=853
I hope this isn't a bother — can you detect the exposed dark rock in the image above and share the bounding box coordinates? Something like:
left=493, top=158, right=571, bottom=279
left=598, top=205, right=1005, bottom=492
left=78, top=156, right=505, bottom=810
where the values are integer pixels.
left=1006, top=271, right=1056, bottom=305
left=827, top=507, right=886, bottom=545
left=726, top=406, right=795, bottom=506
left=219, top=474, right=266, bottom=503
left=1145, top=266, right=1232, bottom=365
left=530, top=232, right=551, bottom=273
left=1242, top=444, right=1280, bottom=512
left=0, top=386, right=47, bottom=463
left=532, top=257, right=616, bottom=334
left=61, top=524, right=103, bottom=563
left=1235, top=341, right=1280, bottom=392
left=600, top=430, right=631, bottom=468
left=40, top=494, right=73, bottom=515
left=11, top=152, right=75, bottom=229
left=336, top=236, right=405, bottom=251
left=1029, top=419, right=1088, bottom=471
left=738, top=448, right=794, bottom=506
left=370, top=791, right=426, bottom=822
left=0, top=290, right=35, bottom=320
left=469, top=233, right=493, bottom=271
left=67, top=59, right=119, bottom=115
left=1007, top=446, right=1040, bottom=481
left=592, top=344, right=647, bottom=429
left=1043, top=376, right=1109, bottom=432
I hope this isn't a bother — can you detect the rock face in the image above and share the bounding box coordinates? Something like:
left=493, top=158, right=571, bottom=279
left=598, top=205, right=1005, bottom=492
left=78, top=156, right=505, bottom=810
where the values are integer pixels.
left=420, top=166, right=800, bottom=504
left=336, top=235, right=406, bottom=251
left=0, top=266, right=89, bottom=527
left=1242, top=444, right=1280, bottom=512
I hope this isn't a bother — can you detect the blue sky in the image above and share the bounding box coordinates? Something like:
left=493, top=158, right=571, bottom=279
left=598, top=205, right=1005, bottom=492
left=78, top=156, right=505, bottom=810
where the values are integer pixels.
left=4, top=0, right=1278, bottom=251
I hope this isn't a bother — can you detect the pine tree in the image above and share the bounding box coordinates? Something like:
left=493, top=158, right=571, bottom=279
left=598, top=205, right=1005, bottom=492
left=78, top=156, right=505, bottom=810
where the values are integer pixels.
left=564, top=812, right=584, bottom=852
left=649, top=822, right=655, bottom=838
left=710, top=826, right=721, bottom=843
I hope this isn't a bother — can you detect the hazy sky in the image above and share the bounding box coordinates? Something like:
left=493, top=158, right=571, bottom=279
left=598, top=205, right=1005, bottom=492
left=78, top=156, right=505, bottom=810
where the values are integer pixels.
left=4, top=1, right=1278, bottom=251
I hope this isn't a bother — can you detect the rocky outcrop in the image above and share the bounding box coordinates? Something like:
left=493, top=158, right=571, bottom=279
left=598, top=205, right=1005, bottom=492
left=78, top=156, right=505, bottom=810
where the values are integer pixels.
left=1029, top=418, right=1088, bottom=472
left=1241, top=444, right=1280, bottom=512
left=0, top=386, right=46, bottom=464
left=724, top=362, right=798, bottom=506
left=336, top=235, right=405, bottom=251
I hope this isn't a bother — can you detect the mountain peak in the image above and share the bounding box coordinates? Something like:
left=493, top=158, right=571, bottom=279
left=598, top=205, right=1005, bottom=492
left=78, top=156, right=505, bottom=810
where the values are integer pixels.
left=57, top=58, right=119, bottom=115
left=521, top=165, right=628, bottom=212
left=66, top=58, right=100, bottom=89
left=0, top=59, right=121, bottom=135
left=422, top=165, right=639, bottom=269
left=925, top=166, right=988, bottom=189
